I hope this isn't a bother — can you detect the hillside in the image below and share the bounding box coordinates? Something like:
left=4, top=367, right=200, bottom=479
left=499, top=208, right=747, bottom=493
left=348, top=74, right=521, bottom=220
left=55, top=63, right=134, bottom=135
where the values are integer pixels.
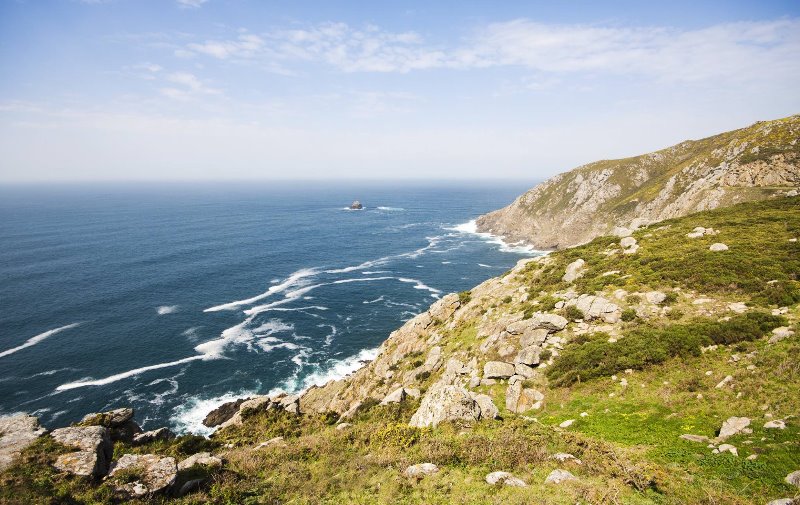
left=1, top=196, right=798, bottom=504
left=476, top=115, right=800, bottom=249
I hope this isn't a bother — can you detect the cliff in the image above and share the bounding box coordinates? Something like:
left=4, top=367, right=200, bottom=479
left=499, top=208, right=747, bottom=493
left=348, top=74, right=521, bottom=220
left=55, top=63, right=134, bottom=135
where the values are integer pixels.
left=476, top=114, right=800, bottom=249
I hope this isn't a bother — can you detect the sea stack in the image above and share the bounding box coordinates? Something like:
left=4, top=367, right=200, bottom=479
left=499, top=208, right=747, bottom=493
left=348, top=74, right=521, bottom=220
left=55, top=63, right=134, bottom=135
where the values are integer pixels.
left=350, top=200, right=363, bottom=210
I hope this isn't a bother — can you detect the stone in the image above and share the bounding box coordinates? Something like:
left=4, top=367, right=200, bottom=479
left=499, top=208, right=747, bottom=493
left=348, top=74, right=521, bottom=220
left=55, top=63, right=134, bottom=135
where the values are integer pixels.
left=218, top=396, right=273, bottom=429
left=645, top=291, right=667, bottom=304
left=545, top=469, right=577, bottom=484
left=483, top=361, right=515, bottom=379
left=335, top=423, right=351, bottom=431
left=766, top=499, right=793, bottom=505
left=715, top=375, right=734, bottom=389
left=468, top=376, right=481, bottom=388
left=485, top=471, right=527, bottom=487
left=717, top=417, right=750, bottom=441
left=81, top=408, right=133, bottom=427
left=764, top=420, right=786, bottom=429
left=404, top=463, right=439, bottom=478
left=709, top=243, right=729, bottom=252
left=680, top=434, right=710, bottom=443
left=203, top=398, right=248, bottom=428
left=551, top=453, right=581, bottom=464
left=727, top=302, right=748, bottom=314
left=409, top=386, right=481, bottom=428
left=620, top=236, right=637, bottom=248
left=514, top=363, right=537, bottom=379
left=527, top=312, right=569, bottom=332
left=255, top=436, right=286, bottom=449
left=786, top=470, right=800, bottom=487
left=405, top=388, right=421, bottom=399
left=519, top=328, right=550, bottom=347
left=569, top=294, right=621, bottom=323
left=718, top=444, right=738, bottom=456
left=562, top=259, right=586, bottom=283
left=514, top=346, right=541, bottom=366
left=108, top=453, right=177, bottom=497
left=505, top=381, right=544, bottom=413
left=473, top=394, right=500, bottom=420
left=51, top=426, right=112, bottom=477
left=559, top=419, right=575, bottom=428
left=622, top=243, right=640, bottom=254
left=177, top=452, right=222, bottom=471
left=769, top=327, right=795, bottom=344
left=133, top=427, right=174, bottom=445
left=380, top=387, right=406, bottom=405
left=0, top=414, right=47, bottom=472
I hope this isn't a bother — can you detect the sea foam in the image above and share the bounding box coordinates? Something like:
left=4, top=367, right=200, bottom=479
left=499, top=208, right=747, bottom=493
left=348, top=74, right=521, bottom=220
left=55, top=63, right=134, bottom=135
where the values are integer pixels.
left=0, top=323, right=81, bottom=359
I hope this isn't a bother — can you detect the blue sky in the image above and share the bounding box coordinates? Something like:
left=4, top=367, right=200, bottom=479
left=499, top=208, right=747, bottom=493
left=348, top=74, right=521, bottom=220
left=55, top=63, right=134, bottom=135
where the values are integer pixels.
left=1, top=0, right=799, bottom=181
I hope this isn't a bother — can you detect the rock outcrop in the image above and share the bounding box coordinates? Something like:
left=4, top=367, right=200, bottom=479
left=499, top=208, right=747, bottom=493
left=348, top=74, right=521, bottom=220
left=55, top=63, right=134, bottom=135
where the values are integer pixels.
left=51, top=426, right=113, bottom=477
left=0, top=414, right=47, bottom=471
left=107, top=454, right=177, bottom=497
left=408, top=386, right=482, bottom=428
left=476, top=115, right=800, bottom=249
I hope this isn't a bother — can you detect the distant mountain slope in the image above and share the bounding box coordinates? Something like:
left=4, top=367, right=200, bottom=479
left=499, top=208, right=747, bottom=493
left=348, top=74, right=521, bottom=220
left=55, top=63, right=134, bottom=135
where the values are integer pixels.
left=476, top=114, right=800, bottom=249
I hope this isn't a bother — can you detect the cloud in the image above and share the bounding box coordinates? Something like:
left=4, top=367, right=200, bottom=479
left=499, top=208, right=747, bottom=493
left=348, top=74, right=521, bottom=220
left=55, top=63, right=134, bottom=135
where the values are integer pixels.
left=160, top=72, right=222, bottom=100
left=176, top=0, right=207, bottom=8
left=175, top=18, right=800, bottom=83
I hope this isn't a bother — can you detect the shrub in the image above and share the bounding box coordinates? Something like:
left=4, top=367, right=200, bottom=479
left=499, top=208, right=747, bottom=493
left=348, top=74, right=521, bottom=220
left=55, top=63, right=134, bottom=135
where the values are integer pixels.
left=626, top=294, right=642, bottom=304
left=502, top=296, right=513, bottom=304
left=621, top=308, right=637, bottom=322
left=458, top=290, right=472, bottom=304
left=666, top=309, right=684, bottom=320
left=563, top=305, right=585, bottom=320
left=538, top=295, right=560, bottom=311
left=415, top=370, right=431, bottom=381
left=546, top=312, right=785, bottom=386
left=372, top=423, right=421, bottom=448
left=539, top=349, right=552, bottom=361
left=663, top=292, right=678, bottom=305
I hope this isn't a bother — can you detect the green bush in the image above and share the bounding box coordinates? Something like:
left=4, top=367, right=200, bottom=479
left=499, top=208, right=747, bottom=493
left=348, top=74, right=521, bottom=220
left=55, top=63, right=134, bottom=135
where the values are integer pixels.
left=621, top=308, right=637, bottom=322
left=546, top=312, right=785, bottom=386
left=372, top=423, right=421, bottom=448
left=458, top=290, right=472, bottom=304
left=538, top=295, right=560, bottom=311
left=563, top=305, right=585, bottom=320
left=502, top=296, right=513, bottom=304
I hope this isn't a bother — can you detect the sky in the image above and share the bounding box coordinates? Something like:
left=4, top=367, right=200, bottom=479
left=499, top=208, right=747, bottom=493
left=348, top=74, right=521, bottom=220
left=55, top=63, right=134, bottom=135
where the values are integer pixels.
left=1, top=0, right=799, bottom=182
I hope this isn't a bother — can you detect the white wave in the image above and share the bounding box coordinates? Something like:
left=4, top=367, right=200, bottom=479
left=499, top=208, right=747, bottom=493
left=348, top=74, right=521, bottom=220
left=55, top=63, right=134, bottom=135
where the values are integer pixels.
left=340, top=206, right=366, bottom=211
left=257, top=306, right=328, bottom=312
left=376, top=206, right=405, bottom=211
left=362, top=270, right=390, bottom=275
left=318, top=324, right=338, bottom=346
left=172, top=389, right=260, bottom=436
left=252, top=319, right=294, bottom=336
left=0, top=323, right=81, bottom=359
left=156, top=305, right=178, bottom=315
left=204, top=268, right=318, bottom=312
left=478, top=263, right=494, bottom=268
left=182, top=327, right=202, bottom=341
left=56, top=355, right=206, bottom=391
left=269, top=347, right=379, bottom=395
left=441, top=261, right=452, bottom=264
left=397, top=277, right=442, bottom=295
left=363, top=295, right=385, bottom=304
left=447, top=219, right=547, bottom=255
left=256, top=340, right=302, bottom=353
left=331, top=276, right=394, bottom=284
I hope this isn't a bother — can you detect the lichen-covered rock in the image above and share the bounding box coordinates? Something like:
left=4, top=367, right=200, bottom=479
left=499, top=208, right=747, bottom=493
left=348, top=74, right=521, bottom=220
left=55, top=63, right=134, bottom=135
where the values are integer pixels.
left=505, top=381, right=544, bottom=413
left=203, top=398, right=248, bottom=428
left=108, top=453, right=177, bottom=497
left=403, top=463, right=439, bottom=479
left=0, top=414, right=47, bottom=471
left=514, top=346, right=541, bottom=366
left=568, top=294, right=621, bottom=322
left=51, top=426, right=112, bottom=477
left=709, top=243, right=729, bottom=251
left=80, top=408, right=134, bottom=427
left=562, top=259, right=586, bottom=283
left=473, top=394, right=499, bottom=420
left=545, top=469, right=577, bottom=484
left=485, top=471, right=527, bottom=487
left=177, top=452, right=222, bottom=471
left=133, top=427, right=174, bottom=445
left=785, top=469, right=800, bottom=488
left=409, top=386, right=481, bottom=428
left=717, top=417, right=750, bottom=441
left=483, top=361, right=515, bottom=379
left=380, top=387, right=406, bottom=405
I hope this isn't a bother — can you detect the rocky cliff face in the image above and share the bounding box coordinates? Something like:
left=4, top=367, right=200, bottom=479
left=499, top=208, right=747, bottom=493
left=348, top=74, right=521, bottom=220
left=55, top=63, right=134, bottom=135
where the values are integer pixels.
left=476, top=115, right=800, bottom=249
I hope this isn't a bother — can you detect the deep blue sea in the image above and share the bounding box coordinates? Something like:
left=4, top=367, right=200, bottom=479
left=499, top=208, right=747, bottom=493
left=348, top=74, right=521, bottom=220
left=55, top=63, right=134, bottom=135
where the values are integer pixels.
left=0, top=181, right=540, bottom=434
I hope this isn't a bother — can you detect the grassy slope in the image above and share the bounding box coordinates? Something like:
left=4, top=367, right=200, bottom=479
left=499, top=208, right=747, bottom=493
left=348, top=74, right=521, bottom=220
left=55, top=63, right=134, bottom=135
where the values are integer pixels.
left=1, top=198, right=798, bottom=505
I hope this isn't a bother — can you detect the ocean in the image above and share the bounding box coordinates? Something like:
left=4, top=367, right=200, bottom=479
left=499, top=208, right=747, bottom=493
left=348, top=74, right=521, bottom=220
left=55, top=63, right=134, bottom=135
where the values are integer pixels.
left=0, top=181, right=542, bottom=434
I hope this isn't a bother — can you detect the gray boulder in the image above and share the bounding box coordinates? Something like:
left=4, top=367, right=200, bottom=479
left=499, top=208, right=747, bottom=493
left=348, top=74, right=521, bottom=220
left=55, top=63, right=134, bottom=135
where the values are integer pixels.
left=409, top=386, right=481, bottom=428
left=203, top=398, right=248, bottom=428
left=0, top=414, right=47, bottom=472
left=786, top=470, right=800, bottom=487
left=403, top=463, right=439, bottom=479
left=562, top=259, right=586, bottom=283
left=380, top=387, right=407, bottom=405
left=51, top=426, right=113, bottom=477
left=133, top=427, right=175, bottom=445
left=709, top=243, right=729, bottom=251
left=108, top=453, right=177, bottom=497
left=486, top=471, right=527, bottom=487
left=473, top=394, right=500, bottom=420
left=514, top=346, right=541, bottom=366
left=717, top=417, right=750, bottom=441
left=545, top=469, right=577, bottom=484
left=483, top=361, right=515, bottom=379
left=505, top=381, right=544, bottom=413
left=79, top=408, right=141, bottom=443
left=177, top=452, right=222, bottom=471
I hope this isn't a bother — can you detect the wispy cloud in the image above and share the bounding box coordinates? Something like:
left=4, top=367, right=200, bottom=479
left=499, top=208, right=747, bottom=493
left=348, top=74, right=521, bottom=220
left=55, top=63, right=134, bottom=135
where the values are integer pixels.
left=160, top=72, right=222, bottom=100
left=174, top=18, right=800, bottom=83
left=176, top=0, right=208, bottom=8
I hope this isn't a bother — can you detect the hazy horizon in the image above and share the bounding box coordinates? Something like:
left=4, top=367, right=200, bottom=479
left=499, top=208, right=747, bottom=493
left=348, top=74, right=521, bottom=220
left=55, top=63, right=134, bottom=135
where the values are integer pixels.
left=2, top=0, right=799, bottom=182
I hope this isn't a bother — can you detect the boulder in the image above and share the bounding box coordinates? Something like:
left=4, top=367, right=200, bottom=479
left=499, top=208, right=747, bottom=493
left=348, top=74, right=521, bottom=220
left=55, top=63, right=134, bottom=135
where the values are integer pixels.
left=709, top=243, right=729, bottom=252
left=483, top=361, right=515, bottom=379
left=766, top=499, right=794, bottom=505
left=255, top=437, right=286, bottom=449
left=680, top=434, right=710, bottom=443
left=133, top=427, right=174, bottom=445
left=403, top=463, right=439, bottom=479
left=335, top=423, right=351, bottom=431
left=485, top=471, right=527, bottom=487
left=175, top=478, right=205, bottom=498
left=514, top=346, right=541, bottom=366
left=514, top=363, right=537, bottom=379
left=569, top=295, right=621, bottom=322
left=786, top=470, right=800, bottom=487
left=525, top=313, right=568, bottom=332
left=545, top=469, right=577, bottom=484
left=645, top=291, right=667, bottom=304
left=559, top=419, right=575, bottom=428
left=349, top=200, right=363, bottom=210
left=177, top=452, right=222, bottom=471
left=717, top=444, right=738, bottom=456
left=0, top=414, right=47, bottom=472
left=51, top=426, right=112, bottom=477
left=769, top=327, right=795, bottom=344
left=202, top=398, right=248, bottom=428
left=519, top=328, right=550, bottom=348
left=620, top=236, right=637, bottom=248
left=108, top=453, right=177, bottom=497
left=409, top=386, right=481, bottom=428
left=551, top=453, right=581, bottom=464
left=562, top=259, right=586, bottom=283
left=764, top=420, right=786, bottom=429
left=717, top=417, right=750, bottom=441
left=505, top=381, right=544, bottom=413
left=79, top=408, right=141, bottom=442
left=380, top=387, right=406, bottom=405
left=473, top=394, right=499, bottom=420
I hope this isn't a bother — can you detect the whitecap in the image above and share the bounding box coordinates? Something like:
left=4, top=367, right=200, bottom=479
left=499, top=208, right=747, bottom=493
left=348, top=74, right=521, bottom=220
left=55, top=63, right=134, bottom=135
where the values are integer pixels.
left=269, top=347, right=379, bottom=395
left=172, top=390, right=260, bottom=436
left=156, top=305, right=178, bottom=315
left=376, top=206, right=405, bottom=211
left=363, top=295, right=385, bottom=304
left=0, top=323, right=81, bottom=359
left=397, top=277, right=442, bottom=295
left=204, top=268, right=318, bottom=312
left=447, top=219, right=547, bottom=255
left=478, top=263, right=494, bottom=268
